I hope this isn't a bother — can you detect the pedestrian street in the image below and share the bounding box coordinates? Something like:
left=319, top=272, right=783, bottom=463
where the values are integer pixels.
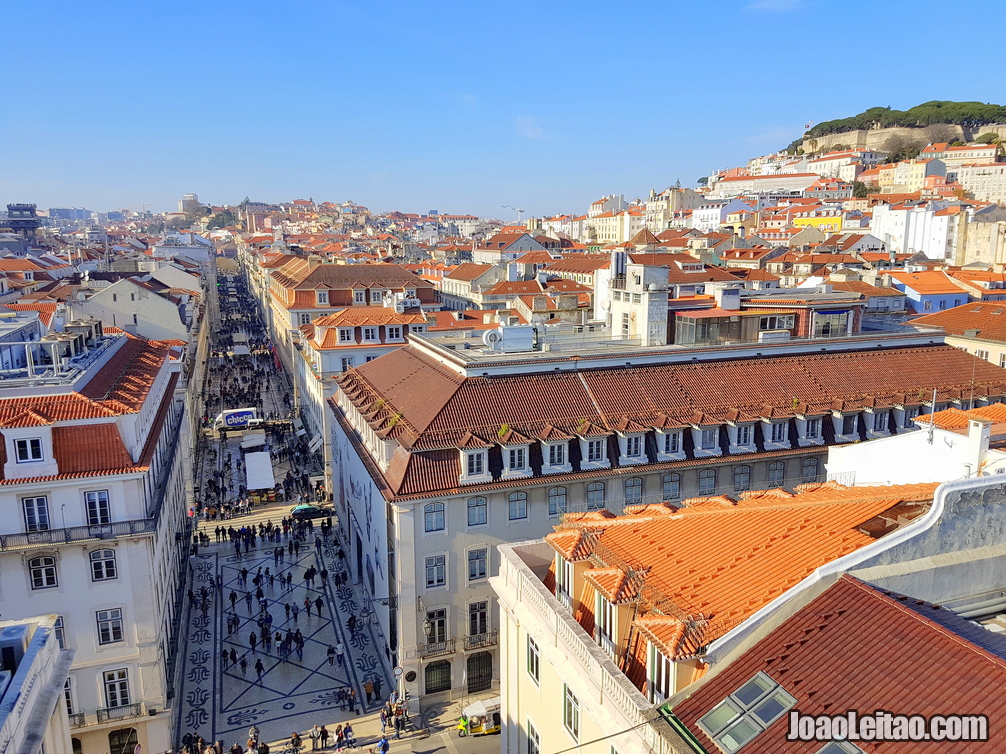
left=175, top=528, right=394, bottom=748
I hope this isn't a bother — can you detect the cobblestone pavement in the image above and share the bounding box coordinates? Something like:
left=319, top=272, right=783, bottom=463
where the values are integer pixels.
left=175, top=530, right=395, bottom=747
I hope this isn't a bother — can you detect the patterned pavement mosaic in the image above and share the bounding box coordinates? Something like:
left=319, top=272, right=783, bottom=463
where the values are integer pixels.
left=176, top=532, right=394, bottom=747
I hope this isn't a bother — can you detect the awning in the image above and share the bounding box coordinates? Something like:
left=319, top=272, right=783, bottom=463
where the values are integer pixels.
left=245, top=451, right=275, bottom=490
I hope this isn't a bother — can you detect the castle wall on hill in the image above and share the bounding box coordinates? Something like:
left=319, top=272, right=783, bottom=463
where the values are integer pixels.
left=801, top=123, right=1006, bottom=153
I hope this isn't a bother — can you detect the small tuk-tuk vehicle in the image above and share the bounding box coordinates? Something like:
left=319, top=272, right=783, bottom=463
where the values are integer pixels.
left=457, top=697, right=502, bottom=737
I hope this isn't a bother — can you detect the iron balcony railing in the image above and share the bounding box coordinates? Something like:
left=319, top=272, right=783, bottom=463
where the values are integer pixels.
left=95, top=702, right=143, bottom=723
left=0, top=520, right=158, bottom=551
left=418, top=638, right=456, bottom=658
left=68, top=712, right=85, bottom=728
left=464, top=629, right=499, bottom=651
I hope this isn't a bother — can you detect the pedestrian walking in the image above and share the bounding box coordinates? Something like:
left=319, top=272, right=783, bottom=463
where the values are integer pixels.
left=335, top=642, right=345, bottom=667
left=314, top=596, right=324, bottom=616
left=249, top=630, right=257, bottom=654
left=364, top=679, right=373, bottom=705
left=292, top=603, right=299, bottom=623
left=230, top=590, right=238, bottom=609
left=254, top=658, right=264, bottom=680
left=239, top=657, right=248, bottom=677
left=230, top=648, right=238, bottom=665
left=327, top=644, right=336, bottom=666
left=380, top=707, right=387, bottom=733
left=245, top=592, right=253, bottom=612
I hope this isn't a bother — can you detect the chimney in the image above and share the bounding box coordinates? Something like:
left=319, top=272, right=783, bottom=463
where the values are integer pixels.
left=964, top=419, right=992, bottom=477
left=507, top=262, right=519, bottom=282
left=714, top=287, right=741, bottom=310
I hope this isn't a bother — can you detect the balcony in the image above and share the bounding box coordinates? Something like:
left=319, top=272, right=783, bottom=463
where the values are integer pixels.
left=464, top=629, right=498, bottom=651
left=68, top=712, right=85, bottom=728
left=0, top=519, right=157, bottom=552
left=96, top=702, right=143, bottom=723
left=418, top=638, right=456, bottom=658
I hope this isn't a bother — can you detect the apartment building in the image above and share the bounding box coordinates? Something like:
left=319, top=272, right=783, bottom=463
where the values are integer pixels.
left=0, top=327, right=190, bottom=754
left=325, top=325, right=1006, bottom=701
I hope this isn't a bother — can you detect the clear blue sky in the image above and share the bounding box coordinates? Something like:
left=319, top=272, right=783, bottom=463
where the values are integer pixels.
left=3, top=0, right=1003, bottom=219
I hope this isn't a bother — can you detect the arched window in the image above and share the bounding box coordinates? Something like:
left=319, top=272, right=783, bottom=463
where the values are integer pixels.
left=662, top=473, right=680, bottom=501
left=423, top=503, right=445, bottom=532
left=698, top=469, right=716, bottom=495
left=467, top=497, right=487, bottom=526
left=548, top=487, right=567, bottom=516
left=734, top=465, right=751, bottom=492
left=28, top=556, right=57, bottom=589
left=508, top=491, right=528, bottom=520
left=425, top=659, right=452, bottom=694
left=586, top=482, right=605, bottom=510
left=802, top=457, right=820, bottom=482
left=768, top=461, right=786, bottom=486
left=89, top=549, right=117, bottom=581
left=624, top=477, right=643, bottom=504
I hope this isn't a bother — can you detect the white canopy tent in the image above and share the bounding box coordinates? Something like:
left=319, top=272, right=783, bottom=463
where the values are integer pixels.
left=245, top=451, right=275, bottom=490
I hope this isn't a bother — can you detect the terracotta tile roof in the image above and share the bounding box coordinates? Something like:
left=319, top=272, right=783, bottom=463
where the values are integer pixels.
left=52, top=423, right=134, bottom=473
left=335, top=343, right=1006, bottom=496
left=1, top=303, right=60, bottom=327
left=828, top=279, right=906, bottom=298
left=890, top=270, right=970, bottom=295
left=547, top=484, right=937, bottom=660
left=311, top=307, right=425, bottom=328
left=544, top=258, right=610, bottom=274
left=911, top=301, right=1006, bottom=340
left=672, top=574, right=1006, bottom=752
left=444, top=263, right=493, bottom=282
left=916, top=403, right=1006, bottom=430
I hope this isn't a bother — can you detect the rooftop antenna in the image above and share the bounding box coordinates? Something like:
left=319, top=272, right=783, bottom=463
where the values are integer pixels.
left=928, top=387, right=938, bottom=445
left=969, top=353, right=978, bottom=411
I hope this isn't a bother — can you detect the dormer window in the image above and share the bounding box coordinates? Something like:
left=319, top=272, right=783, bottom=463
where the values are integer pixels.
left=354, top=290, right=366, bottom=304
left=769, top=422, right=787, bottom=444
left=700, top=428, right=717, bottom=450
left=805, top=418, right=821, bottom=439
left=467, top=452, right=484, bottom=476
left=587, top=439, right=605, bottom=462
left=729, top=423, right=756, bottom=454
left=833, top=412, right=859, bottom=442
left=548, top=443, right=565, bottom=466
left=362, top=327, right=378, bottom=342
left=386, top=326, right=403, bottom=341
left=509, top=447, right=526, bottom=470
left=869, top=410, right=890, bottom=435
left=15, top=438, right=43, bottom=463
left=316, top=290, right=329, bottom=305
left=338, top=328, right=354, bottom=343
left=655, top=429, right=685, bottom=462
left=370, top=289, right=383, bottom=304
left=618, top=432, right=647, bottom=466
left=501, top=441, right=532, bottom=479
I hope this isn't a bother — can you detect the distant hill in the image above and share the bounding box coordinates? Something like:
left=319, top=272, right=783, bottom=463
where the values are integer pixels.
left=788, top=101, right=1006, bottom=155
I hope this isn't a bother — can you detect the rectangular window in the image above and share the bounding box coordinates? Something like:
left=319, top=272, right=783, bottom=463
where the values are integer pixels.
left=625, top=435, right=642, bottom=457
left=387, top=326, right=402, bottom=340
left=23, top=496, right=50, bottom=532
left=736, top=425, right=751, bottom=445
left=96, top=608, right=124, bottom=645
left=64, top=677, right=74, bottom=715
left=587, top=439, right=605, bottom=462
left=548, top=487, right=566, bottom=516
left=316, top=290, right=329, bottom=305
left=468, top=548, right=488, bottom=581
left=425, top=555, right=446, bottom=588
left=842, top=414, right=857, bottom=435
left=15, top=438, right=43, bottom=463
left=299, top=312, right=312, bottom=325
left=586, top=482, right=605, bottom=509
left=340, top=357, right=354, bottom=372
left=976, top=349, right=989, bottom=360
left=1000, top=353, right=1006, bottom=369
left=697, top=672, right=797, bottom=754
left=903, top=406, right=920, bottom=428
left=354, top=290, right=366, bottom=304
left=663, top=432, right=680, bottom=453
left=872, top=411, right=888, bottom=432
left=527, top=720, right=541, bottom=754
left=85, top=490, right=111, bottom=526
left=54, top=616, right=66, bottom=649
left=548, top=443, right=565, bottom=466
left=648, top=642, right=674, bottom=703
left=467, top=452, right=485, bottom=476
left=769, top=422, right=787, bottom=443
left=805, top=418, right=821, bottom=439
left=662, top=473, right=680, bottom=500
left=467, top=497, right=487, bottom=526
left=468, top=601, right=488, bottom=635
left=426, top=608, right=446, bottom=643
left=527, top=636, right=540, bottom=683
left=563, top=685, right=581, bottom=742
left=509, top=447, right=526, bottom=470
left=339, top=328, right=354, bottom=342
left=371, top=290, right=383, bottom=303
left=363, top=327, right=378, bottom=341
left=103, top=668, right=130, bottom=707
left=508, top=492, right=528, bottom=520
left=701, top=428, right=717, bottom=450
left=596, top=595, right=615, bottom=658
left=423, top=503, right=445, bottom=532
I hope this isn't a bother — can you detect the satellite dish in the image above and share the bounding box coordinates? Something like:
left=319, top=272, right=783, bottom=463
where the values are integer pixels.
left=482, top=329, right=503, bottom=349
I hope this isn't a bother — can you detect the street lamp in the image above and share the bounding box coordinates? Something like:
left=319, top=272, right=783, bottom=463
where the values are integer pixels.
left=422, top=616, right=433, bottom=641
